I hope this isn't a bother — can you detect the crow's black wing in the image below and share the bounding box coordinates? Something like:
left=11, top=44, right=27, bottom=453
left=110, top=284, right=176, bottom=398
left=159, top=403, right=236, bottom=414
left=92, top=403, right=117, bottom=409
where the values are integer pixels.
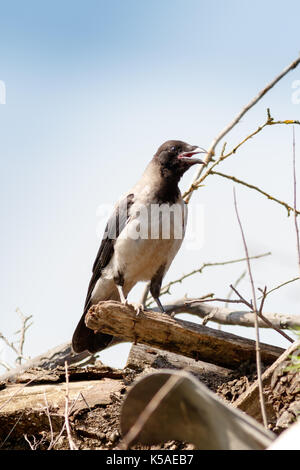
left=72, top=193, right=134, bottom=353
left=84, top=193, right=135, bottom=311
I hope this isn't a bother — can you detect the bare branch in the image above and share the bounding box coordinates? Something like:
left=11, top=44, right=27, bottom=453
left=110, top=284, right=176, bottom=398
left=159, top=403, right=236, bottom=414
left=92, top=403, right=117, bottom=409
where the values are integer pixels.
left=259, top=276, right=299, bottom=298
left=292, top=126, right=300, bottom=278
left=15, top=308, right=33, bottom=365
left=184, top=53, right=300, bottom=202
left=0, top=332, right=20, bottom=358
left=197, top=292, right=293, bottom=343
left=0, top=308, right=33, bottom=370
left=163, top=298, right=300, bottom=330
left=210, top=170, right=300, bottom=217
left=184, top=114, right=300, bottom=201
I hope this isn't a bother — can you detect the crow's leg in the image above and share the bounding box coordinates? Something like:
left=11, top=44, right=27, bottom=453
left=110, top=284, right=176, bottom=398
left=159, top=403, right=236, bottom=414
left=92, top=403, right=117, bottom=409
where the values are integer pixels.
left=150, top=265, right=166, bottom=314
left=153, top=296, right=166, bottom=313
left=116, top=284, right=127, bottom=304
left=115, top=274, right=143, bottom=316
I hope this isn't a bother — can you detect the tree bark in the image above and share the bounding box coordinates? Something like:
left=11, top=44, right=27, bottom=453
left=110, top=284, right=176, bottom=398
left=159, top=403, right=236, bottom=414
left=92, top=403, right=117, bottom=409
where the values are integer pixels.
left=85, top=301, right=284, bottom=369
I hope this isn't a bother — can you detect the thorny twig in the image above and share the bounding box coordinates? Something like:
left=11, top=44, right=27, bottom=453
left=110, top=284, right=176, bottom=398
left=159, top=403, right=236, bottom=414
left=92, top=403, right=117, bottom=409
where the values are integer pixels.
left=210, top=170, right=300, bottom=217
left=184, top=111, right=300, bottom=201
left=184, top=53, right=300, bottom=202
left=146, top=252, right=271, bottom=307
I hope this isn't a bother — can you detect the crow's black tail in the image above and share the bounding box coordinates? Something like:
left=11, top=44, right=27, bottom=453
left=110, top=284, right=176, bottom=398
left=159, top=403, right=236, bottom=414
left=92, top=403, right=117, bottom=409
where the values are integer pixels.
left=72, top=311, right=113, bottom=354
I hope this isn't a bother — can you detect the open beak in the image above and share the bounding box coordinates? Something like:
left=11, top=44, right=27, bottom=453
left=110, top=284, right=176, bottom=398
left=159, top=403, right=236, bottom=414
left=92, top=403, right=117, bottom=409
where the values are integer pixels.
left=177, top=146, right=207, bottom=164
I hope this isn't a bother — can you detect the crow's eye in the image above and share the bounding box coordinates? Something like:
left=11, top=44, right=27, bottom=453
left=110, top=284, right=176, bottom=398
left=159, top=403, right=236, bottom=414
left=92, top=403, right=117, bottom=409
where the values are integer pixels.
left=170, top=146, right=177, bottom=152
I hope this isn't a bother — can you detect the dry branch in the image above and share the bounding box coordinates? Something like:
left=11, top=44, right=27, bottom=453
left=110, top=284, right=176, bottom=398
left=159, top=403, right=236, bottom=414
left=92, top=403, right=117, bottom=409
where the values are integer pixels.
left=165, top=299, right=300, bottom=330
left=85, top=301, right=284, bottom=369
left=184, top=114, right=300, bottom=201
left=210, top=170, right=300, bottom=217
left=1, top=299, right=298, bottom=383
left=0, top=342, right=95, bottom=382
left=292, top=127, right=300, bottom=278
left=184, top=53, right=300, bottom=202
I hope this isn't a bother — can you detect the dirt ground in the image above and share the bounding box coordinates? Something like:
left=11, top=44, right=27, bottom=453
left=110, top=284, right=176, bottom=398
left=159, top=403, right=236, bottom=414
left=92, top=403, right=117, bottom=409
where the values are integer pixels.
left=0, top=343, right=299, bottom=450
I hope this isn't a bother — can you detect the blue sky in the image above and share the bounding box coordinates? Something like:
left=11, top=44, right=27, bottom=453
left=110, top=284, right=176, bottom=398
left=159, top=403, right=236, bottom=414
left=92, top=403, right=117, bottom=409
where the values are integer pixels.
left=1, top=0, right=300, bottom=369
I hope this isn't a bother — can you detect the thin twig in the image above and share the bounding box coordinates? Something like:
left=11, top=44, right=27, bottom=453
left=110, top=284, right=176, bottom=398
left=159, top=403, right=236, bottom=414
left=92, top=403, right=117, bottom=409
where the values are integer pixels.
left=210, top=170, right=300, bottom=217
left=229, top=284, right=253, bottom=310
left=184, top=115, right=300, bottom=200
left=0, top=378, right=36, bottom=412
left=259, top=276, right=299, bottom=298
left=0, top=360, right=12, bottom=371
left=0, top=411, right=25, bottom=449
left=184, top=53, right=300, bottom=202
left=196, top=290, right=293, bottom=343
left=15, top=308, right=33, bottom=365
left=292, top=126, right=300, bottom=278
left=225, top=271, right=246, bottom=308
left=24, top=434, right=38, bottom=450
left=233, top=188, right=268, bottom=428
left=218, top=270, right=246, bottom=330
left=43, top=391, right=54, bottom=450
left=64, top=362, right=78, bottom=451
left=0, top=333, right=20, bottom=358
left=0, top=308, right=32, bottom=370
left=146, top=252, right=271, bottom=307
left=24, top=434, right=46, bottom=450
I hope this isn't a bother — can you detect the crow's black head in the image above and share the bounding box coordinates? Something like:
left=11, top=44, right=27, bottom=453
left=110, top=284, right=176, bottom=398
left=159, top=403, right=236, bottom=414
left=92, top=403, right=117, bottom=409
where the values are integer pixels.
left=154, top=140, right=206, bottom=179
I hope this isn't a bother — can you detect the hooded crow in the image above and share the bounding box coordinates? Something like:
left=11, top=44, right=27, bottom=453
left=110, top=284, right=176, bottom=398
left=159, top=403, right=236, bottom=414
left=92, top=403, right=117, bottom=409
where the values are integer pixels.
left=72, top=140, right=206, bottom=354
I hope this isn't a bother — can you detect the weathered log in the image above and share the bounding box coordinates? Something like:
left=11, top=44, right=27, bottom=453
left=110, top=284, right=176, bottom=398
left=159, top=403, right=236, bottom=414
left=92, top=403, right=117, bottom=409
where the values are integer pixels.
left=85, top=301, right=284, bottom=369
left=1, top=298, right=296, bottom=382
left=0, top=369, right=125, bottom=443
left=0, top=344, right=232, bottom=449
left=0, top=342, right=94, bottom=383
left=126, top=343, right=232, bottom=391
